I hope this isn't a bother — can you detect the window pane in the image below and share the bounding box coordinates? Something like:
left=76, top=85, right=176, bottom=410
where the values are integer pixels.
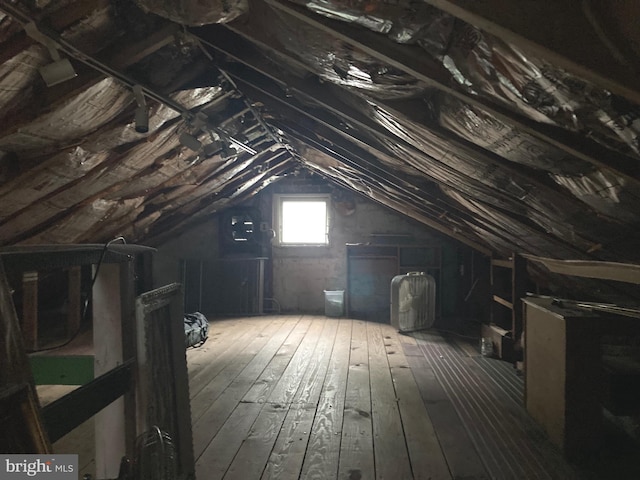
left=282, top=200, right=327, bottom=244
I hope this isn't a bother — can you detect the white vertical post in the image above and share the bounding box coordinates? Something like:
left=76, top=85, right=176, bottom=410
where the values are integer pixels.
left=93, top=263, right=125, bottom=479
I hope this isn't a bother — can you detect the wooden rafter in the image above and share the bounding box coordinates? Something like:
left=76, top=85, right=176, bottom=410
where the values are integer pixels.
left=192, top=28, right=618, bottom=249
left=258, top=0, right=640, bottom=181
left=0, top=20, right=179, bottom=137
left=421, top=0, right=640, bottom=104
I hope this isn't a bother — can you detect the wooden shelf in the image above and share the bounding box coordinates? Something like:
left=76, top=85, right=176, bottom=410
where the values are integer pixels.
left=489, top=254, right=527, bottom=351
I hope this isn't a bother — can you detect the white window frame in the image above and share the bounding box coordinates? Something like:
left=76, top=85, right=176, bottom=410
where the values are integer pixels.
left=274, top=194, right=331, bottom=246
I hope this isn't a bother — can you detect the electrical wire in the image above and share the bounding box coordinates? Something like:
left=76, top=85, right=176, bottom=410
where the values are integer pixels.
left=27, top=236, right=126, bottom=353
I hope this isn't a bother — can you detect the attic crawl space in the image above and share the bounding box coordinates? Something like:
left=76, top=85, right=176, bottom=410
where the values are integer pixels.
left=0, top=0, right=639, bottom=352
left=2, top=0, right=640, bottom=478
left=0, top=0, right=639, bottom=307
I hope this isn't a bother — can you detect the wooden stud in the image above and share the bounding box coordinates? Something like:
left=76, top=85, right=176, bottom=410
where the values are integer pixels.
left=92, top=263, right=126, bottom=480
left=67, top=266, right=82, bottom=337
left=22, top=271, right=38, bottom=352
left=119, top=261, right=137, bottom=461
left=492, top=294, right=513, bottom=310
left=512, top=254, right=527, bottom=341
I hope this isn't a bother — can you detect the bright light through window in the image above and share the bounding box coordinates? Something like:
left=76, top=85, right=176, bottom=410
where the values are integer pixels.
left=277, top=195, right=329, bottom=245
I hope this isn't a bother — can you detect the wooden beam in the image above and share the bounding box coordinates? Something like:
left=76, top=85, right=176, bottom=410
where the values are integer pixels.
left=227, top=69, right=588, bottom=258
left=45, top=0, right=112, bottom=32
left=0, top=31, right=32, bottom=64
left=0, top=21, right=179, bottom=138
left=197, top=28, right=632, bottom=251
left=380, top=96, right=640, bottom=204
left=260, top=0, right=640, bottom=182
left=221, top=64, right=487, bottom=211
left=421, top=0, right=640, bottom=104
left=144, top=158, right=292, bottom=245
left=108, top=24, right=179, bottom=69
left=0, top=0, right=111, bottom=64
left=522, top=255, right=640, bottom=285
left=268, top=116, right=492, bottom=253
left=512, top=253, right=527, bottom=340
left=92, top=262, right=126, bottom=480
left=119, top=260, right=137, bottom=459
left=491, top=258, right=512, bottom=269
left=492, top=294, right=513, bottom=310
left=41, top=360, right=133, bottom=443
left=213, top=46, right=493, bottom=195
left=195, top=28, right=609, bottom=259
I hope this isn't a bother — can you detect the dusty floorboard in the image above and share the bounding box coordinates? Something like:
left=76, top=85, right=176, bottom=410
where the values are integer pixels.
left=188, top=316, right=589, bottom=480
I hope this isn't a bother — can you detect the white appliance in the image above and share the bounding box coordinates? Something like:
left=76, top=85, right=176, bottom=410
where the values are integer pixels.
left=390, top=272, right=436, bottom=332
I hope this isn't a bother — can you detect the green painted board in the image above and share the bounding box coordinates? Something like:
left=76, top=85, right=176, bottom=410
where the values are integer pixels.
left=29, top=355, right=94, bottom=385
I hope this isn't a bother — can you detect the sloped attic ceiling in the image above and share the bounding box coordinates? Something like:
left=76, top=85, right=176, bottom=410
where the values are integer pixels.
left=0, top=1, right=639, bottom=297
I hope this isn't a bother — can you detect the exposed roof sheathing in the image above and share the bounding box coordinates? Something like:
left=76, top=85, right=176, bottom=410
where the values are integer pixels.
left=0, top=0, right=638, bottom=300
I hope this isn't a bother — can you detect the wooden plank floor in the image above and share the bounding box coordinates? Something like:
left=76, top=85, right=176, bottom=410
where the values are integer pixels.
left=187, top=316, right=589, bottom=480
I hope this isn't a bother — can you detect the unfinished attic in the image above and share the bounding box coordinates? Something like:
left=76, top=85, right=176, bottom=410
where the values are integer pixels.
left=1, top=0, right=640, bottom=478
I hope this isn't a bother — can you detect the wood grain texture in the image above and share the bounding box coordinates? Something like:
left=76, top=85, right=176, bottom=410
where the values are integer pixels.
left=267, top=316, right=327, bottom=405
left=261, top=403, right=317, bottom=480
left=291, top=318, right=340, bottom=405
left=300, top=319, right=352, bottom=480
left=242, top=318, right=314, bottom=404
left=405, top=353, right=488, bottom=479
left=188, top=317, right=270, bottom=387
left=338, top=320, right=374, bottom=480
left=366, top=322, right=412, bottom=480
left=192, top=318, right=302, bottom=458
left=263, top=319, right=341, bottom=479
left=184, top=315, right=585, bottom=480
left=224, top=403, right=289, bottom=480
left=385, top=328, right=452, bottom=480
left=190, top=318, right=287, bottom=421
left=25, top=311, right=595, bottom=480
left=195, top=401, right=263, bottom=480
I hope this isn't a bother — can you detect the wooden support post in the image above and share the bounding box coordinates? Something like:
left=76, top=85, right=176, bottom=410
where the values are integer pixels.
left=22, top=271, right=38, bottom=352
left=489, top=255, right=495, bottom=325
left=67, top=266, right=82, bottom=336
left=119, top=260, right=137, bottom=459
left=512, top=254, right=527, bottom=342
left=93, top=263, right=125, bottom=480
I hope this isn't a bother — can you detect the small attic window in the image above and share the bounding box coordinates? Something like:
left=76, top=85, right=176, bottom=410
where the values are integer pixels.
left=275, top=194, right=330, bottom=246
